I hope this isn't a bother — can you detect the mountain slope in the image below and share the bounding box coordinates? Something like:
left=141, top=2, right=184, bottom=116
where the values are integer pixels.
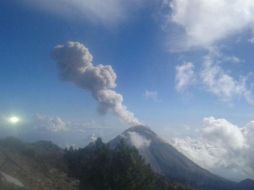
left=0, top=136, right=191, bottom=190
left=109, top=126, right=253, bottom=190
left=238, top=179, right=254, bottom=189
left=64, top=138, right=192, bottom=190
left=0, top=137, right=79, bottom=190
left=1, top=127, right=253, bottom=190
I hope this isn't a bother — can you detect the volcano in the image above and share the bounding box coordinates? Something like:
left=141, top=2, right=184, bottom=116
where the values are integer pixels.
left=110, top=125, right=254, bottom=190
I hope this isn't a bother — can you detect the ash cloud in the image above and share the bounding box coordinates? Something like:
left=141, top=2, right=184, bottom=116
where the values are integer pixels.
left=51, top=41, right=140, bottom=126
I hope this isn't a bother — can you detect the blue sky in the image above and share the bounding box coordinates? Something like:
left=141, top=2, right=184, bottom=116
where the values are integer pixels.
left=1, top=0, right=254, bottom=180
left=1, top=0, right=253, bottom=128
left=0, top=0, right=181, bottom=128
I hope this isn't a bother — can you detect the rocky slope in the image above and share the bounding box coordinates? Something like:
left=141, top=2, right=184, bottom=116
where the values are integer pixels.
left=0, top=137, right=78, bottom=190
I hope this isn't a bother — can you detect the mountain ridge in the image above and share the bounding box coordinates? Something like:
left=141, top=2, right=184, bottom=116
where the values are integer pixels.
left=1, top=126, right=253, bottom=190
left=0, top=137, right=79, bottom=190
left=109, top=125, right=253, bottom=190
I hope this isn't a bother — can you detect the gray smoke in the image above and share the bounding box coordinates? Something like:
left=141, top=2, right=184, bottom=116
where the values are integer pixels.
left=51, top=41, right=140, bottom=126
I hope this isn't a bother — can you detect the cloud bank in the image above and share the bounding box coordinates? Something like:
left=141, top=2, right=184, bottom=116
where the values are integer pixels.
left=52, top=41, right=140, bottom=126
left=170, top=117, right=254, bottom=181
left=167, top=0, right=254, bottom=50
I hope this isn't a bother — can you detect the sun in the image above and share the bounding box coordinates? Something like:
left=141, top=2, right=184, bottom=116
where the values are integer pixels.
left=8, top=116, right=20, bottom=124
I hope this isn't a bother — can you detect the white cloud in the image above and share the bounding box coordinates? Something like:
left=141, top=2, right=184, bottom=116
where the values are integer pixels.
left=175, top=52, right=254, bottom=104
left=20, top=0, right=144, bottom=25
left=169, top=1, right=254, bottom=104
left=171, top=137, right=227, bottom=172
left=34, top=114, right=68, bottom=132
left=144, top=90, right=159, bottom=102
left=202, top=117, right=246, bottom=150
left=170, top=117, right=254, bottom=181
left=52, top=41, right=140, bottom=126
left=175, top=62, right=196, bottom=92
left=166, top=0, right=254, bottom=50
left=200, top=55, right=250, bottom=102
left=128, top=131, right=151, bottom=149
left=223, top=56, right=243, bottom=64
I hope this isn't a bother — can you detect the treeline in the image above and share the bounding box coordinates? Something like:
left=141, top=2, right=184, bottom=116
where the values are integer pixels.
left=64, top=138, right=191, bottom=190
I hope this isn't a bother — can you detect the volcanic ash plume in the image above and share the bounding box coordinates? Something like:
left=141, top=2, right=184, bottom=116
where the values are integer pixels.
left=52, top=41, right=140, bottom=126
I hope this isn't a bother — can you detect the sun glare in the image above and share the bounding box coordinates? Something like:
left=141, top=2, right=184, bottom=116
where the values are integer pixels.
left=8, top=116, right=20, bottom=124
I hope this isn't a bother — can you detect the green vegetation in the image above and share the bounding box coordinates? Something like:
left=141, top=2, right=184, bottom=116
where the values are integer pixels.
left=64, top=138, right=191, bottom=190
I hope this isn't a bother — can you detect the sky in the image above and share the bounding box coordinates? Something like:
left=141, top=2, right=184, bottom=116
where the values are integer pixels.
left=1, top=0, right=254, bottom=181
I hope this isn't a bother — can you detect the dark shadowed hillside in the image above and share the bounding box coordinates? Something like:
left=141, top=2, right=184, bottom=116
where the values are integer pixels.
left=64, top=138, right=192, bottom=190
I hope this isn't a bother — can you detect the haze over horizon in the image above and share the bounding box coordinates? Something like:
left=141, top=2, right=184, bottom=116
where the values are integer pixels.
left=1, top=0, right=254, bottom=182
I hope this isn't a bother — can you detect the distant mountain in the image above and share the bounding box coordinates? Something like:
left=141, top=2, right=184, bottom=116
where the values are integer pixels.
left=109, top=125, right=254, bottom=190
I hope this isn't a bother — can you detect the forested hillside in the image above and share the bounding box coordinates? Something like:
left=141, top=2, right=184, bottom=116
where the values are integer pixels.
left=64, top=138, right=192, bottom=190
